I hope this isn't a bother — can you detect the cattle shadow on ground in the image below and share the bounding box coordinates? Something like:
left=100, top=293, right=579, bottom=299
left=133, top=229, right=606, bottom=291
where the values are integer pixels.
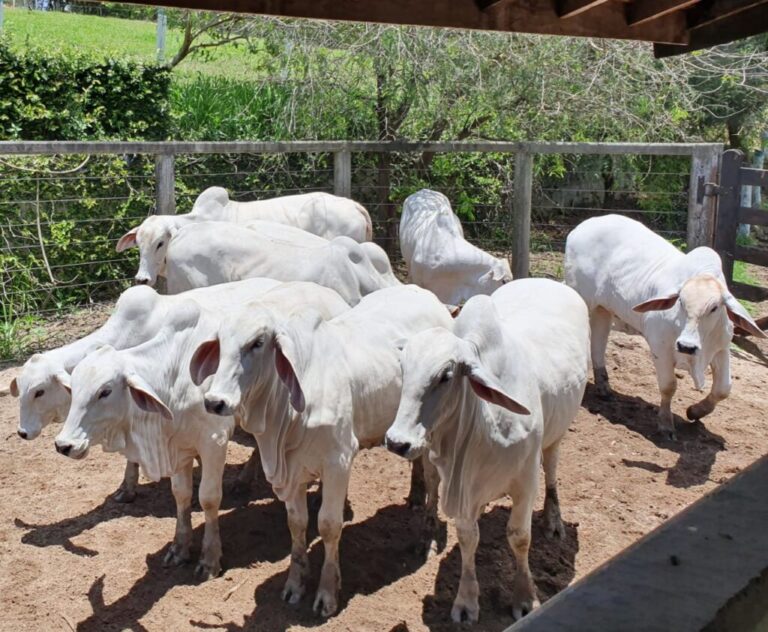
left=583, top=383, right=726, bottom=488
left=75, top=496, right=292, bottom=632
left=422, top=505, right=579, bottom=632
left=192, top=502, right=438, bottom=630
left=732, top=335, right=768, bottom=369
left=14, top=462, right=272, bottom=558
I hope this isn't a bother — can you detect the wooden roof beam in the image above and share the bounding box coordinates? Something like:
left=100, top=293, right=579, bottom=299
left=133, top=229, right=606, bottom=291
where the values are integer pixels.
left=627, top=0, right=701, bottom=26
left=556, top=0, right=612, bottom=19
left=655, top=1, right=768, bottom=55
left=687, top=0, right=768, bottom=28
left=475, top=0, right=508, bottom=10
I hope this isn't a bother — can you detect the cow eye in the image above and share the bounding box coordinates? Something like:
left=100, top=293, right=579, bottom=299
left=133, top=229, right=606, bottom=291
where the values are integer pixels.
left=34, top=389, right=45, bottom=399
left=156, top=241, right=164, bottom=250
left=98, top=388, right=112, bottom=400
left=250, top=335, right=265, bottom=351
left=710, top=305, right=718, bottom=314
left=438, top=370, right=453, bottom=384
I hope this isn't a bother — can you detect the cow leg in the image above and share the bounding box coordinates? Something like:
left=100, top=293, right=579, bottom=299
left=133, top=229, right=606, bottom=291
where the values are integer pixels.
left=542, top=439, right=565, bottom=540
left=421, top=455, right=441, bottom=555
left=282, top=483, right=309, bottom=605
left=508, top=467, right=540, bottom=620
left=406, top=456, right=426, bottom=508
left=233, top=446, right=262, bottom=493
left=451, top=517, right=480, bottom=623
left=653, top=354, right=677, bottom=439
left=195, top=445, right=226, bottom=580
left=164, top=458, right=194, bottom=567
left=113, top=460, right=139, bottom=503
left=687, top=348, right=731, bottom=421
left=590, top=307, right=612, bottom=397
left=314, top=465, right=350, bottom=618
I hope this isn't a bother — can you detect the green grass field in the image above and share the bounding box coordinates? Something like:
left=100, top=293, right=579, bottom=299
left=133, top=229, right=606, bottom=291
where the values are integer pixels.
left=1, top=7, right=269, bottom=78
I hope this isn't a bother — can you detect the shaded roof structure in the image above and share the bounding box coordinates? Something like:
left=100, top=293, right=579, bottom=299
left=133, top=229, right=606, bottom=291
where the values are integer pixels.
left=119, top=0, right=768, bottom=57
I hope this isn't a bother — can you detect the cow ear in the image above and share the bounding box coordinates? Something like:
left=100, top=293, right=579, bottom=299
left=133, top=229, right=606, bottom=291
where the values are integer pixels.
left=126, top=374, right=173, bottom=421
left=633, top=293, right=679, bottom=313
left=274, top=335, right=305, bottom=413
left=445, top=304, right=462, bottom=318
left=460, top=360, right=530, bottom=415
left=9, top=377, right=19, bottom=397
left=116, top=227, right=139, bottom=252
left=190, top=338, right=220, bottom=386
left=54, top=371, right=72, bottom=394
left=724, top=294, right=767, bottom=338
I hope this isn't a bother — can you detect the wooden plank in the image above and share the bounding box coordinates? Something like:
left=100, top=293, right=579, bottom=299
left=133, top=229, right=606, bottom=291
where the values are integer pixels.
left=0, top=140, right=723, bottom=157
left=556, top=0, right=610, bottom=18
left=512, top=151, right=533, bottom=279
left=627, top=0, right=701, bottom=26
left=687, top=148, right=720, bottom=248
left=735, top=245, right=768, bottom=267
left=113, top=0, right=690, bottom=44
left=154, top=154, right=175, bottom=215
left=740, top=166, right=768, bottom=188
left=475, top=0, right=507, bottom=10
left=687, top=0, right=768, bottom=28
left=730, top=281, right=768, bottom=303
left=738, top=206, right=768, bottom=226
left=713, top=149, right=744, bottom=286
left=333, top=150, right=352, bottom=198
left=654, top=3, right=768, bottom=56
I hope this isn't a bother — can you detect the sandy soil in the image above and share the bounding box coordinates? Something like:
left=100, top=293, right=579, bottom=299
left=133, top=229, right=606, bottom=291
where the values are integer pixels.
left=1, top=263, right=767, bottom=632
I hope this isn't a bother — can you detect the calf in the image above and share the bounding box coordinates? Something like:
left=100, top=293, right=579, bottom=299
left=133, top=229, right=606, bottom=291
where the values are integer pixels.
left=12, top=278, right=278, bottom=501
left=399, top=189, right=512, bottom=305
left=385, top=279, right=589, bottom=623
left=565, top=214, right=764, bottom=437
left=192, top=285, right=452, bottom=616
left=163, top=221, right=398, bottom=303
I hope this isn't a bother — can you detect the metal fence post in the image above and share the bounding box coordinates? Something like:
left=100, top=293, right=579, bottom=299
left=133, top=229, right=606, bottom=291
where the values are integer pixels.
left=0, top=1, right=5, bottom=31
left=512, top=150, right=533, bottom=279
left=334, top=149, right=352, bottom=198
left=154, top=153, right=175, bottom=215
left=156, top=8, right=167, bottom=64
left=687, top=147, right=721, bottom=249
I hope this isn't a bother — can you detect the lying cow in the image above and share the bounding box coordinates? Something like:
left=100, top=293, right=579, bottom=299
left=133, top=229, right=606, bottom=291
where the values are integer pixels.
left=385, top=279, right=589, bottom=623
left=116, top=188, right=372, bottom=285
left=399, top=189, right=512, bottom=305
left=163, top=221, right=399, bottom=303
left=53, top=282, right=348, bottom=580
left=192, top=285, right=453, bottom=616
left=565, top=214, right=765, bottom=438
left=11, top=278, right=279, bottom=501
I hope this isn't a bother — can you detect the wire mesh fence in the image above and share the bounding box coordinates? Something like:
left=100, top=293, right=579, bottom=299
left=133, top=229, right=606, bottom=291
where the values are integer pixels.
left=0, top=141, right=712, bottom=360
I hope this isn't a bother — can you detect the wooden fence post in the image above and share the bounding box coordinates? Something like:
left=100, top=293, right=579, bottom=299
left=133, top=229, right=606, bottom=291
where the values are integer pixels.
left=154, top=153, right=175, bottom=215
left=512, top=150, right=533, bottom=279
left=334, top=150, right=352, bottom=198
left=713, top=149, right=744, bottom=286
left=687, top=147, right=721, bottom=249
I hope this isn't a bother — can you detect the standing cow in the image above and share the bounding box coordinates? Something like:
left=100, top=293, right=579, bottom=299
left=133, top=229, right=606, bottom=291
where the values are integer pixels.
left=565, top=214, right=765, bottom=437
left=399, top=189, right=512, bottom=305
left=385, top=279, right=589, bottom=623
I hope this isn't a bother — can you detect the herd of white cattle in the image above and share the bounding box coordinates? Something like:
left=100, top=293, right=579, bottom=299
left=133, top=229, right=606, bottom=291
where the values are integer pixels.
left=10, top=186, right=765, bottom=623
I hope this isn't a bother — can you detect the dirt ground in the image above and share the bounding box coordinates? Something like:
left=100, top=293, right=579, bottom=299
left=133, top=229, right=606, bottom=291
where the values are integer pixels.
left=1, top=267, right=767, bottom=632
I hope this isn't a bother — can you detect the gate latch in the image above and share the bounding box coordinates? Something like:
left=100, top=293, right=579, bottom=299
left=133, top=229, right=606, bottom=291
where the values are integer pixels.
left=696, top=176, right=722, bottom=203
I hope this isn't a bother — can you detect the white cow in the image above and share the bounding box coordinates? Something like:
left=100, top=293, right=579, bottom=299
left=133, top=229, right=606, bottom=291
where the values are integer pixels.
left=117, top=187, right=372, bottom=285
left=399, top=189, right=513, bottom=305
left=163, top=221, right=399, bottom=303
left=191, top=285, right=453, bottom=616
left=53, top=282, right=347, bottom=580
left=565, top=214, right=765, bottom=437
left=11, top=278, right=279, bottom=501
left=385, top=279, right=590, bottom=623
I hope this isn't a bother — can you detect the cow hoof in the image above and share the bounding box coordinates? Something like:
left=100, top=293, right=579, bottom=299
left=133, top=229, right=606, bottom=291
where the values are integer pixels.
left=163, top=545, right=190, bottom=568
left=112, top=487, right=137, bottom=504
left=313, top=589, right=338, bottom=618
left=194, top=561, right=220, bottom=581
left=281, top=581, right=305, bottom=605
left=451, top=601, right=479, bottom=624
left=512, top=599, right=537, bottom=621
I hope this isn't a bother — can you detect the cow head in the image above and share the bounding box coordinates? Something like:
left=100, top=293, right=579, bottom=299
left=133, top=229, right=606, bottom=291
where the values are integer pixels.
left=117, top=215, right=177, bottom=286
left=633, top=273, right=765, bottom=387
left=54, top=346, right=172, bottom=460
left=11, top=354, right=73, bottom=440
left=385, top=327, right=529, bottom=460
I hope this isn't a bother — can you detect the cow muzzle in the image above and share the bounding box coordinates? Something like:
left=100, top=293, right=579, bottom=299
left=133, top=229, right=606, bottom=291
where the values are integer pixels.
left=134, top=276, right=151, bottom=286
left=54, top=439, right=88, bottom=459
left=204, top=395, right=234, bottom=417
left=676, top=341, right=699, bottom=355
left=385, top=432, right=422, bottom=460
